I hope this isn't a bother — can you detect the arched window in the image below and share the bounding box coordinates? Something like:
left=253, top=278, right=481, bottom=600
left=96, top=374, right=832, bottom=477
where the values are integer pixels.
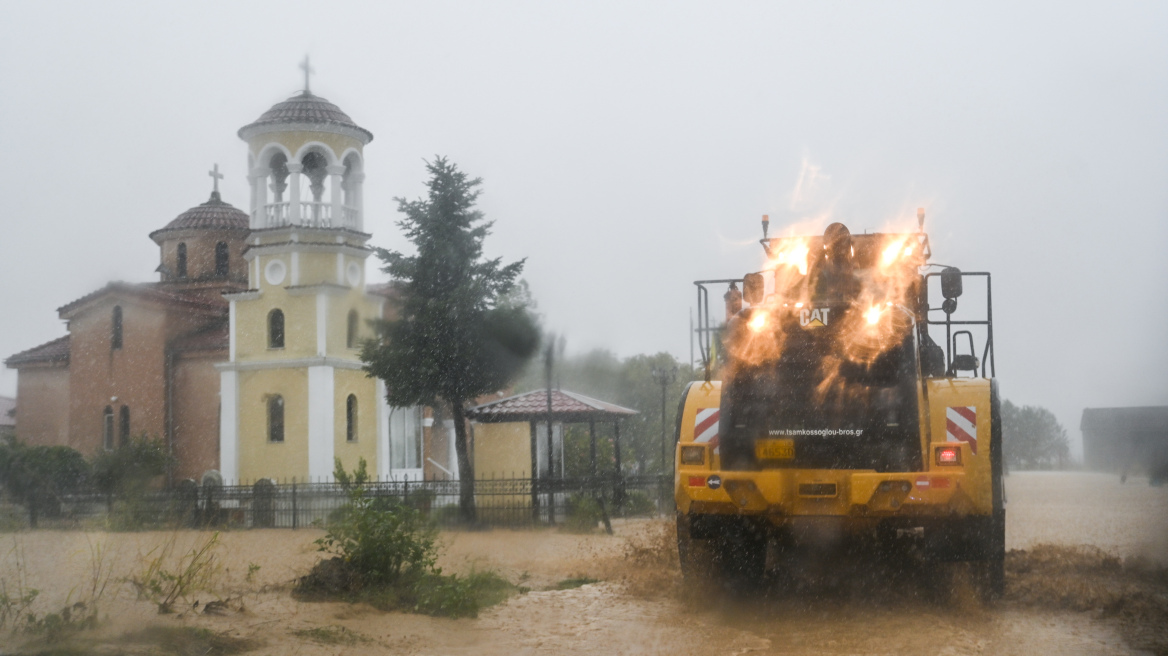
left=215, top=242, right=229, bottom=277
left=119, top=405, right=130, bottom=445
left=102, top=406, right=114, bottom=450
left=346, top=394, right=358, bottom=442
left=176, top=243, right=187, bottom=278
left=267, top=395, right=284, bottom=443
left=268, top=309, right=284, bottom=348
left=111, top=306, right=123, bottom=350
left=347, top=310, right=359, bottom=348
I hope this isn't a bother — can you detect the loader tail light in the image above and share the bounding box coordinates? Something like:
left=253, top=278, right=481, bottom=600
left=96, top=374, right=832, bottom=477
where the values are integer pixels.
left=936, top=446, right=961, bottom=465
left=688, top=476, right=706, bottom=487
left=680, top=445, right=705, bottom=465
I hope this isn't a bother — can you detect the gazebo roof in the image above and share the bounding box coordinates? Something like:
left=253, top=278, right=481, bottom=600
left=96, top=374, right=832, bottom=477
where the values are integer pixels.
left=467, top=389, right=638, bottom=424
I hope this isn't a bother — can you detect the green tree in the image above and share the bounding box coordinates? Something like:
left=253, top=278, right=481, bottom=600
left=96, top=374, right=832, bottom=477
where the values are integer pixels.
left=1001, top=400, right=1071, bottom=470
left=0, top=436, right=90, bottom=526
left=90, top=434, right=172, bottom=497
left=362, top=158, right=539, bottom=523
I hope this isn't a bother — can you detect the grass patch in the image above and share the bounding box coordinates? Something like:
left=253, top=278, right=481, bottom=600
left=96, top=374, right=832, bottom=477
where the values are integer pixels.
left=298, top=561, right=519, bottom=618
left=118, top=625, right=258, bottom=655
left=554, top=577, right=600, bottom=590
left=16, top=626, right=257, bottom=656
left=292, top=624, right=369, bottom=645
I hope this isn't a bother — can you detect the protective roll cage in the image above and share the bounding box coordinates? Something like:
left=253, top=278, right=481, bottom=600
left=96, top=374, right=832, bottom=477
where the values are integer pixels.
left=694, top=270, right=996, bottom=379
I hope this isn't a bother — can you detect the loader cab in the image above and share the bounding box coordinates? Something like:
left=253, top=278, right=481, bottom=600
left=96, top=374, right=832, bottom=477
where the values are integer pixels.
left=692, top=223, right=996, bottom=473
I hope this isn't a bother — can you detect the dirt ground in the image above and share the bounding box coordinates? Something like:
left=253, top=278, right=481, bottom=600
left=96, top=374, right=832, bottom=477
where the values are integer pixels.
left=2, top=471, right=1166, bottom=655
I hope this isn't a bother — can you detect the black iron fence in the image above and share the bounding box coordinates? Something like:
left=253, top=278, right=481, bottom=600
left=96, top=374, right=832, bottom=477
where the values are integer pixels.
left=0, top=474, right=674, bottom=531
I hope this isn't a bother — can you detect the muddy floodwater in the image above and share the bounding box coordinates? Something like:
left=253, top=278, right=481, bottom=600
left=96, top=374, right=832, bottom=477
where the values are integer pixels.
left=2, top=471, right=1166, bottom=655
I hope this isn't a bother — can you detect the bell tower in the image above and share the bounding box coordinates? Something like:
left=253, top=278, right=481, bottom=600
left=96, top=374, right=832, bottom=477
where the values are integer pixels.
left=218, top=62, right=388, bottom=484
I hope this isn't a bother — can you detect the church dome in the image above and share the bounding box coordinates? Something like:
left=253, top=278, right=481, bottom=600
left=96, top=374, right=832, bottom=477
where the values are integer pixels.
left=150, top=191, right=249, bottom=242
left=237, top=90, right=373, bottom=143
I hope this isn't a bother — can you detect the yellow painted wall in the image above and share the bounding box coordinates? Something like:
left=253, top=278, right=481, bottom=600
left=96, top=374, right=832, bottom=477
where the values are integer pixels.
left=234, top=286, right=318, bottom=361
left=474, top=422, right=531, bottom=509
left=333, top=368, right=379, bottom=475
left=327, top=296, right=377, bottom=354
left=237, top=368, right=309, bottom=483
left=474, top=422, right=531, bottom=479
left=299, top=254, right=338, bottom=287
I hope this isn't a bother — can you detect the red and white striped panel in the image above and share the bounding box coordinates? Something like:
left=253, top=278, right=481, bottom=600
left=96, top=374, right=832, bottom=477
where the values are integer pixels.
left=694, top=408, right=720, bottom=454
left=946, top=406, right=977, bottom=455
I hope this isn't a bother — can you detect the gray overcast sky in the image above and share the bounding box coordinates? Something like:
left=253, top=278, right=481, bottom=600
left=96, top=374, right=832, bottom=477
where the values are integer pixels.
left=1, top=1, right=1165, bottom=456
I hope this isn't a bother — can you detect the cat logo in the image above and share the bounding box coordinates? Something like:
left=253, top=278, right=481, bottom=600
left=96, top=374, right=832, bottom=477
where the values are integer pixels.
left=799, top=307, right=831, bottom=328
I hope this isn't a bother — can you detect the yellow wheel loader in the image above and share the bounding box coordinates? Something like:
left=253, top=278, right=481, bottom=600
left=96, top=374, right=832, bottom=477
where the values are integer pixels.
left=676, top=212, right=1005, bottom=598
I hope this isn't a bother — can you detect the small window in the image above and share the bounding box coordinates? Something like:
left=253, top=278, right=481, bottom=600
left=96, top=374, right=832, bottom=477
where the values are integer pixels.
left=176, top=243, right=187, bottom=278
left=119, top=405, right=130, bottom=446
left=346, top=394, right=358, bottom=442
left=111, top=306, right=123, bottom=350
left=268, top=309, right=284, bottom=348
left=102, top=406, right=114, bottom=450
left=215, top=242, right=229, bottom=277
left=268, top=395, right=284, bottom=443
left=347, top=310, right=359, bottom=348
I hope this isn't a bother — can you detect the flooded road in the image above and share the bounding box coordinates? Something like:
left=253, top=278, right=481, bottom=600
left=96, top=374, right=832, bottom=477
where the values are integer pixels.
left=2, top=471, right=1166, bottom=655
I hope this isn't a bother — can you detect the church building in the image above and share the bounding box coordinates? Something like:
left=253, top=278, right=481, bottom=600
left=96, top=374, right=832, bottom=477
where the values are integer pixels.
left=6, top=73, right=450, bottom=484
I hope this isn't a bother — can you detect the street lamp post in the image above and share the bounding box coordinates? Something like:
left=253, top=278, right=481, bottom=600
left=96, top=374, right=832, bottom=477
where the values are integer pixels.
left=651, top=364, right=678, bottom=474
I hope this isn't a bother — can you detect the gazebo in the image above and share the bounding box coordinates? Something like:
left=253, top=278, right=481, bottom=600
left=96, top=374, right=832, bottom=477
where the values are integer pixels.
left=466, top=389, right=637, bottom=522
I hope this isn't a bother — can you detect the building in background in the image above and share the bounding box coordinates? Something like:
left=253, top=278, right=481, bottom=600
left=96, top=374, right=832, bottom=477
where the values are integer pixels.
left=1081, top=406, right=1168, bottom=481
left=5, top=72, right=453, bottom=484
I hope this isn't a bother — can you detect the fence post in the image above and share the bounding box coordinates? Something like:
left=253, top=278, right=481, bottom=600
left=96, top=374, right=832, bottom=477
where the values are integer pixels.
left=291, top=481, right=298, bottom=530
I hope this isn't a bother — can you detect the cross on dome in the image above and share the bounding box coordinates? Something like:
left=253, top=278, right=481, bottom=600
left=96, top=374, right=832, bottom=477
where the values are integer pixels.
left=300, top=55, right=314, bottom=92
left=208, top=163, right=224, bottom=193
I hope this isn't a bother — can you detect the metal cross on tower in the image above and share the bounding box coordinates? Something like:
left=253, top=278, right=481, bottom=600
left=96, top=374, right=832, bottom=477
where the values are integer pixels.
left=208, top=163, right=224, bottom=193
left=300, top=55, right=314, bottom=92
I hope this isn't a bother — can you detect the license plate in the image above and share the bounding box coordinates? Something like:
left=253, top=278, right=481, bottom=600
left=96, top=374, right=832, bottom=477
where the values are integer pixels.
left=755, top=439, right=795, bottom=460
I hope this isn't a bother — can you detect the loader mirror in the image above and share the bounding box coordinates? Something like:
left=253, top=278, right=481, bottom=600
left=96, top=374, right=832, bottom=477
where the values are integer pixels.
left=941, top=267, right=963, bottom=300
left=742, top=273, right=765, bottom=305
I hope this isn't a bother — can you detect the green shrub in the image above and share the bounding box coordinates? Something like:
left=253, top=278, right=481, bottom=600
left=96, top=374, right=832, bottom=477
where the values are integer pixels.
left=314, top=489, right=437, bottom=587
left=91, top=434, right=171, bottom=497
left=0, top=436, right=90, bottom=523
left=619, top=490, right=657, bottom=516
left=299, top=463, right=517, bottom=618
left=564, top=493, right=604, bottom=532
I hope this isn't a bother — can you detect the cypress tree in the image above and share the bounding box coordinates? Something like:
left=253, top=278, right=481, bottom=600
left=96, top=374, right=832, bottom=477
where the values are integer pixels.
left=362, top=157, right=539, bottom=523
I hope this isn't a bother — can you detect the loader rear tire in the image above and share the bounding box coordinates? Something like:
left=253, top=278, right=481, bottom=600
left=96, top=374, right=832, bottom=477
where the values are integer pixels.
left=713, top=521, right=767, bottom=590
left=677, top=512, right=717, bottom=581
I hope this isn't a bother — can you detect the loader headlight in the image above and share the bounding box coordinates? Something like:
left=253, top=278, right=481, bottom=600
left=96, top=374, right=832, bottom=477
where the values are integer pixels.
left=680, top=446, right=705, bottom=465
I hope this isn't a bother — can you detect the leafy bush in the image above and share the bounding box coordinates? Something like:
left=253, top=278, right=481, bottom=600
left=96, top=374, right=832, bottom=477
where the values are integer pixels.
left=298, top=464, right=516, bottom=618
left=564, top=493, right=604, bottom=532
left=619, top=490, right=657, bottom=516
left=0, top=436, right=90, bottom=523
left=91, top=434, right=171, bottom=497
left=314, top=490, right=437, bottom=588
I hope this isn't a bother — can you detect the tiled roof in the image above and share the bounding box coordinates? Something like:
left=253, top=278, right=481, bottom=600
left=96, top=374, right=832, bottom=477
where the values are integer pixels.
left=149, top=191, right=249, bottom=241
left=58, top=282, right=228, bottom=317
left=467, top=389, right=638, bottom=423
left=238, top=90, right=373, bottom=142
left=5, top=335, right=69, bottom=367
